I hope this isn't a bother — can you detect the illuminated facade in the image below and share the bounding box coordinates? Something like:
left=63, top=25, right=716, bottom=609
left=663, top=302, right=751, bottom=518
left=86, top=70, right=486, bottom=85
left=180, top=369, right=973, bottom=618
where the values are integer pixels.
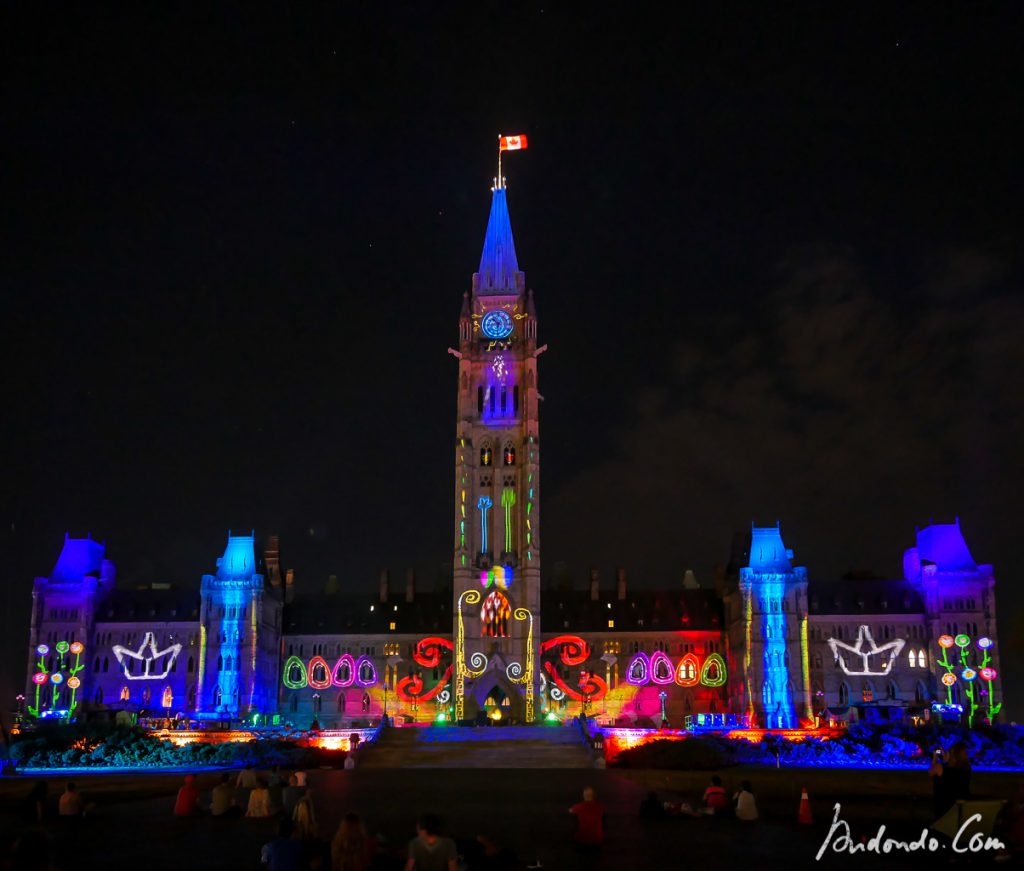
left=23, top=187, right=1004, bottom=729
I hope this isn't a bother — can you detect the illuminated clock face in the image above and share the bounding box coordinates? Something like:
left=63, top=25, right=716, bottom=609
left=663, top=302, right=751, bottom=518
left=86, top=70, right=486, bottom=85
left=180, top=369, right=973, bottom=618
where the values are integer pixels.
left=481, top=310, right=513, bottom=340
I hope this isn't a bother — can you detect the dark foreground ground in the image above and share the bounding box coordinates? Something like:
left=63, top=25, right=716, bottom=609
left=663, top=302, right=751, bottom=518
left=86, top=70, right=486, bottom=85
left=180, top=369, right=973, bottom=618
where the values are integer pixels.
left=1, top=765, right=1021, bottom=870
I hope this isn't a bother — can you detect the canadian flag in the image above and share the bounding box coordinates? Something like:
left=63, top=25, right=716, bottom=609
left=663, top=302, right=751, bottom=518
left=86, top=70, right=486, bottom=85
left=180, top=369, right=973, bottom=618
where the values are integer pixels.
left=499, top=134, right=528, bottom=151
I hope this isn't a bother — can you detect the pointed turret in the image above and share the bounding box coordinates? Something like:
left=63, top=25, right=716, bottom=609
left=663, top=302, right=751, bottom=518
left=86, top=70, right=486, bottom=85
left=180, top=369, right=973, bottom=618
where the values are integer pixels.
left=475, top=187, right=525, bottom=295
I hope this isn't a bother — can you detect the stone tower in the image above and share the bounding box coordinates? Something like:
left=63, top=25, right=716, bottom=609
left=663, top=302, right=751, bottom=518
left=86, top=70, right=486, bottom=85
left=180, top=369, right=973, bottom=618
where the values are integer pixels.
left=725, top=523, right=810, bottom=728
left=197, top=532, right=282, bottom=719
left=450, top=183, right=542, bottom=723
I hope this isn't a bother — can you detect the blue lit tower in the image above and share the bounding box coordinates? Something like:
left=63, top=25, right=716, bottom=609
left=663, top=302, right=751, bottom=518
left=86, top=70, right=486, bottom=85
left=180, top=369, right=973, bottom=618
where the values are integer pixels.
left=903, top=520, right=1003, bottom=720
left=26, top=534, right=115, bottom=715
left=197, top=532, right=282, bottom=719
left=450, top=178, right=542, bottom=721
left=734, top=523, right=810, bottom=728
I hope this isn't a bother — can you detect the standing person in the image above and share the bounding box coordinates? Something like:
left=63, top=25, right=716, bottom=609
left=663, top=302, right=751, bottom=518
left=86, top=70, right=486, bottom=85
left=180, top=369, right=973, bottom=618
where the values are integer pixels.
left=282, top=774, right=305, bottom=818
left=210, top=772, right=240, bottom=818
left=22, top=781, right=48, bottom=826
left=569, top=787, right=605, bottom=851
left=58, top=782, right=84, bottom=817
left=935, top=741, right=972, bottom=817
left=262, top=818, right=304, bottom=871
left=173, top=774, right=202, bottom=817
left=733, top=780, right=759, bottom=821
left=332, top=812, right=373, bottom=871
left=404, top=813, right=458, bottom=871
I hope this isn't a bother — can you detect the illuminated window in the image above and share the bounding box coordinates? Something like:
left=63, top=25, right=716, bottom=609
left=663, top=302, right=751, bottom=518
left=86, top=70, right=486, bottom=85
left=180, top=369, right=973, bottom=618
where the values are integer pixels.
left=918, top=649, right=926, bottom=667
left=607, top=620, right=615, bottom=629
left=503, top=442, right=515, bottom=465
left=120, top=686, right=129, bottom=702
left=481, top=444, right=492, bottom=466
left=908, top=650, right=917, bottom=668
left=480, top=590, right=511, bottom=637
left=389, top=622, right=396, bottom=631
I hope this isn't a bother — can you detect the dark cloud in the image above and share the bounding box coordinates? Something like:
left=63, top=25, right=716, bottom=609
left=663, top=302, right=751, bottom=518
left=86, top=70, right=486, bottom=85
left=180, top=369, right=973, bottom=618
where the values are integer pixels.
left=546, top=247, right=1024, bottom=597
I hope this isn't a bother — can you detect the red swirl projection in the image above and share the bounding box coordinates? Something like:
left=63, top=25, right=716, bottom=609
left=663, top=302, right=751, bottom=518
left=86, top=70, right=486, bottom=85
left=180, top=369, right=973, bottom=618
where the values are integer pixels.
left=396, top=666, right=453, bottom=703
left=412, top=637, right=453, bottom=668
left=539, top=635, right=590, bottom=665
left=543, top=660, right=608, bottom=702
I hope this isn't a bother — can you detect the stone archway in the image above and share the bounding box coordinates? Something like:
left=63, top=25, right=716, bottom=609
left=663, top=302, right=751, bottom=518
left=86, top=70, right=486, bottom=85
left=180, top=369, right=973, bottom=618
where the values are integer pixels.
left=467, top=665, right=524, bottom=724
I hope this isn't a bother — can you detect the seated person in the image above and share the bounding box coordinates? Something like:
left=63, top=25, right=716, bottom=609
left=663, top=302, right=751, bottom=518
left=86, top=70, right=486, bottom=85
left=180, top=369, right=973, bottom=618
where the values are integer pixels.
left=734, top=781, right=759, bottom=821
left=702, top=776, right=730, bottom=814
left=173, top=774, right=202, bottom=817
left=210, top=773, right=240, bottom=818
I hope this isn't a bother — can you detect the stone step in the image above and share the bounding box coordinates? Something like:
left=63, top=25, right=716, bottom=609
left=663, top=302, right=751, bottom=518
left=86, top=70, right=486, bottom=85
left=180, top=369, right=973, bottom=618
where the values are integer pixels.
left=358, top=725, right=599, bottom=769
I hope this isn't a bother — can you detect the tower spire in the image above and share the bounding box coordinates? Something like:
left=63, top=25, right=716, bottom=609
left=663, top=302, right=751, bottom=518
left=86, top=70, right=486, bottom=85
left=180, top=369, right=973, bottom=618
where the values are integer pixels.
left=476, top=186, right=523, bottom=295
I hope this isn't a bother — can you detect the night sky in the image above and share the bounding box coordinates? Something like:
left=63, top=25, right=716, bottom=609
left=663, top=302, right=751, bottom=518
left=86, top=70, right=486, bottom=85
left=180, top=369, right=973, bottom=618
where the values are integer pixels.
left=6, top=6, right=1023, bottom=716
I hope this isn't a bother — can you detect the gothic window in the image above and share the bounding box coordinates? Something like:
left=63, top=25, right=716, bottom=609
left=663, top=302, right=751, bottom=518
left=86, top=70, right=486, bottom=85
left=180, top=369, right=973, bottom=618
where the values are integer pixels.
left=915, top=681, right=926, bottom=704
left=918, top=649, right=926, bottom=667
left=357, top=660, right=375, bottom=685
left=141, top=688, right=150, bottom=706
left=862, top=682, right=873, bottom=703
left=120, top=685, right=129, bottom=702
left=217, top=655, right=223, bottom=671
left=513, top=385, right=520, bottom=414
left=887, top=681, right=898, bottom=701
left=480, top=590, right=511, bottom=638
left=162, top=686, right=173, bottom=708
left=93, top=656, right=101, bottom=673
left=839, top=682, right=850, bottom=706
left=908, top=650, right=917, bottom=668
left=503, top=443, right=516, bottom=465
left=477, top=387, right=484, bottom=414
left=312, top=693, right=322, bottom=715
left=490, top=389, right=496, bottom=414
left=500, top=388, right=507, bottom=414
left=481, top=443, right=492, bottom=467
left=103, top=656, right=109, bottom=673
left=187, top=685, right=196, bottom=707
left=214, top=687, right=222, bottom=707
left=94, top=687, right=103, bottom=705
left=187, top=656, right=195, bottom=674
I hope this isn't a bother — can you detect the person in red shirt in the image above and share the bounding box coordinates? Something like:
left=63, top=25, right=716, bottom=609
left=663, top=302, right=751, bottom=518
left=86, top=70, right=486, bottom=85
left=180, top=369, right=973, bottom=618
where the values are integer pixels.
left=569, top=787, right=605, bottom=851
left=702, top=775, right=730, bottom=814
left=173, top=774, right=202, bottom=817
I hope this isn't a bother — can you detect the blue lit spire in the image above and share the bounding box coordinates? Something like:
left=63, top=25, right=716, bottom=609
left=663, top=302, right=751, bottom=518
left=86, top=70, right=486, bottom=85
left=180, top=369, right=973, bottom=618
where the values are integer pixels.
left=476, top=187, right=522, bottom=295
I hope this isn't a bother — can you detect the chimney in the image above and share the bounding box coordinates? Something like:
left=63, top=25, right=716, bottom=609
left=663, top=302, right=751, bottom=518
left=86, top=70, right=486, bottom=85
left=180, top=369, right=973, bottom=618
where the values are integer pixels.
left=265, top=536, right=281, bottom=587
left=284, top=568, right=295, bottom=604
left=379, top=569, right=390, bottom=604
left=405, top=568, right=416, bottom=603
left=616, top=567, right=627, bottom=601
left=589, top=568, right=600, bottom=602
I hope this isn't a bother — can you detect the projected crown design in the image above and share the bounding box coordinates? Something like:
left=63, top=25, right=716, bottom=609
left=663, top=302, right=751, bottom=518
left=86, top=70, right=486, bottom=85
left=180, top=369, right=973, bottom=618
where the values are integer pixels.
left=112, top=632, right=183, bottom=680
left=827, top=625, right=905, bottom=677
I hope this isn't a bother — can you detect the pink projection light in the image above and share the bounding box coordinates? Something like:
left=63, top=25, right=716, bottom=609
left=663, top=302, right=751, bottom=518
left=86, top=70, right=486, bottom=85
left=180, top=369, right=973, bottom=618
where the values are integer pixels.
left=331, top=654, right=356, bottom=688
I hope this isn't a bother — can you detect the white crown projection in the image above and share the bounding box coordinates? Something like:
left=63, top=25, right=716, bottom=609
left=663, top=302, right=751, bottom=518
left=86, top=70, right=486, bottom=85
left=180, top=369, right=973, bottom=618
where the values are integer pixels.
left=112, top=632, right=183, bottom=681
left=827, top=625, right=905, bottom=677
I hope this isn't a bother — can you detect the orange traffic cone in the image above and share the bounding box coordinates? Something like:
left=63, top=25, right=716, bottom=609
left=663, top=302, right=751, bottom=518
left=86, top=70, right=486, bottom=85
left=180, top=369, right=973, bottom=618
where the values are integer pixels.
left=798, top=786, right=813, bottom=824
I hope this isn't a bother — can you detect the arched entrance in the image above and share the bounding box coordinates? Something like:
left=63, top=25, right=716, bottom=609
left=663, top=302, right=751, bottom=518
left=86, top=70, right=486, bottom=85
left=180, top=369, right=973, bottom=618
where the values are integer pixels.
left=467, top=671, right=524, bottom=724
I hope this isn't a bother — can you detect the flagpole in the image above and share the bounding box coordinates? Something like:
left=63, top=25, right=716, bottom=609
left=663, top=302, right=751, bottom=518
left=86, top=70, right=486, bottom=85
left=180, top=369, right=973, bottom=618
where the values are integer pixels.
left=497, top=135, right=503, bottom=189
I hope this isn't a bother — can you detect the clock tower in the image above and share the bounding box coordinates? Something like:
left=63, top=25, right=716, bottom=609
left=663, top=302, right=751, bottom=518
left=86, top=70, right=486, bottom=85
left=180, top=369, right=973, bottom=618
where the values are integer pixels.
left=450, top=182, right=542, bottom=722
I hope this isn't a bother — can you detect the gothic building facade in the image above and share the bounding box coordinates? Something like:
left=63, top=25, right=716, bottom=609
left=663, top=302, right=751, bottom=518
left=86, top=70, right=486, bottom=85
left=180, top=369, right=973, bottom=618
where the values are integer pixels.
left=23, top=184, right=1004, bottom=731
